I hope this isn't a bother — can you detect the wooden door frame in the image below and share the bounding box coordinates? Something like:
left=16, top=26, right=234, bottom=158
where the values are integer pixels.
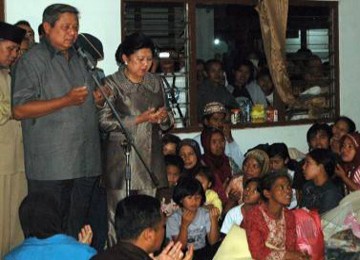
left=0, top=0, right=4, bottom=21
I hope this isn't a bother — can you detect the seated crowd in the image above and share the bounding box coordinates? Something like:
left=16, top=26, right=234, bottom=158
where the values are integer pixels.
left=2, top=11, right=358, bottom=259
left=6, top=98, right=359, bottom=259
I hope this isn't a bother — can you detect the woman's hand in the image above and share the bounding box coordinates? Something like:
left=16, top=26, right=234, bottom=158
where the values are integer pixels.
left=137, top=107, right=168, bottom=124
left=78, top=224, right=93, bottom=245
left=150, top=107, right=168, bottom=123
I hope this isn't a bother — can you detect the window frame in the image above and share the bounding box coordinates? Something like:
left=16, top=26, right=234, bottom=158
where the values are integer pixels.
left=122, top=0, right=340, bottom=133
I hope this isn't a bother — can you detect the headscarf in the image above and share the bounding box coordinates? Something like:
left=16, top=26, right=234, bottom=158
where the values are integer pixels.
left=201, top=127, right=232, bottom=184
left=340, top=132, right=360, bottom=176
left=177, top=138, right=202, bottom=177
left=200, top=127, right=232, bottom=204
left=244, top=149, right=270, bottom=177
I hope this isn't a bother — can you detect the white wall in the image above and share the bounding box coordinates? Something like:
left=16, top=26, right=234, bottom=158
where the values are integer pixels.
left=339, top=0, right=360, bottom=129
left=5, top=0, right=121, bottom=74
left=5, top=0, right=359, bottom=155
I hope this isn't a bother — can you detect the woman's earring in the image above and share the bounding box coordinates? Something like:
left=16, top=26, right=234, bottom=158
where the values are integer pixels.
left=125, top=61, right=128, bottom=66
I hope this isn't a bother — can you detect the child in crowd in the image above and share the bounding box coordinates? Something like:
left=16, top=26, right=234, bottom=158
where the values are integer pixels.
left=267, top=143, right=298, bottom=209
left=162, top=133, right=181, bottom=156
left=166, top=177, right=220, bottom=259
left=177, top=139, right=202, bottom=177
left=330, top=116, right=356, bottom=155
left=335, top=132, right=360, bottom=193
left=156, top=154, right=184, bottom=216
left=301, top=148, right=343, bottom=214
left=194, top=166, right=223, bottom=215
left=220, top=178, right=261, bottom=235
left=245, top=172, right=308, bottom=260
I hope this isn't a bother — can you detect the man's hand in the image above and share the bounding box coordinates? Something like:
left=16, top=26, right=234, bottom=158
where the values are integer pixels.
left=66, top=86, right=88, bottom=106
left=78, top=225, right=93, bottom=245
left=149, top=241, right=194, bottom=260
left=93, top=86, right=112, bottom=107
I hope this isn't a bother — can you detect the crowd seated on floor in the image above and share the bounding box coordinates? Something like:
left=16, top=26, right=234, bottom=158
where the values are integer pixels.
left=2, top=7, right=359, bottom=258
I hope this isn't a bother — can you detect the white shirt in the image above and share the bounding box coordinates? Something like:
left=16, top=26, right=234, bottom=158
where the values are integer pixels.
left=220, top=204, right=244, bottom=235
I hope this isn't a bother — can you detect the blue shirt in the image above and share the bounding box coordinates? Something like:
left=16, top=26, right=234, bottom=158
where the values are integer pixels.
left=5, top=234, right=96, bottom=260
left=166, top=207, right=211, bottom=250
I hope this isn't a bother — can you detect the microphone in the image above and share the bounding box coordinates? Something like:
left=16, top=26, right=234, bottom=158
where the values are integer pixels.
left=75, top=33, right=104, bottom=70
left=76, top=44, right=96, bottom=70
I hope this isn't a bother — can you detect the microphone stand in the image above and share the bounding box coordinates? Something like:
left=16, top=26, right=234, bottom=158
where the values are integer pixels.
left=161, top=75, right=186, bottom=127
left=77, top=47, right=159, bottom=197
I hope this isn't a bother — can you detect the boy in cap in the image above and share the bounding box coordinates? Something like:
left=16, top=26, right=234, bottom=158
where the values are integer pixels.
left=0, top=21, right=27, bottom=257
left=193, top=102, right=244, bottom=171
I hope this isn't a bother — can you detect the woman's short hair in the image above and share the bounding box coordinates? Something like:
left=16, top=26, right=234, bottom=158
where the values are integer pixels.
left=172, top=177, right=206, bottom=207
left=260, top=170, right=291, bottom=202
left=115, top=32, right=155, bottom=64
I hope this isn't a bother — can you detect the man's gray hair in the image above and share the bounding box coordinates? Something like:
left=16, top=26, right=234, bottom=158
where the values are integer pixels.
left=42, top=4, right=79, bottom=27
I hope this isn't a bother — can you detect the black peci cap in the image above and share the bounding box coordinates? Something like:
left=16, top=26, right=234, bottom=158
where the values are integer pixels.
left=0, top=21, right=26, bottom=44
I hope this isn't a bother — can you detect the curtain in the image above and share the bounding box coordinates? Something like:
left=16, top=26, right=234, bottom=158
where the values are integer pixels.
left=256, top=0, right=295, bottom=105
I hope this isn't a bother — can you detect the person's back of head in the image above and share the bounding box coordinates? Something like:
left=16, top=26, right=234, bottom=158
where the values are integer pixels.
left=115, top=195, right=162, bottom=243
left=19, top=192, right=62, bottom=239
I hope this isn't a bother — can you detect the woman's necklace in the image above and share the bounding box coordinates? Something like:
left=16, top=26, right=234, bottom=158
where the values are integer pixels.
left=124, top=68, right=144, bottom=85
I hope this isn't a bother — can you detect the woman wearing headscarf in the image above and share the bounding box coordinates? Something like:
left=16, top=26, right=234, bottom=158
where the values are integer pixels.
left=335, top=132, right=360, bottom=194
left=201, top=127, right=231, bottom=204
left=177, top=138, right=203, bottom=177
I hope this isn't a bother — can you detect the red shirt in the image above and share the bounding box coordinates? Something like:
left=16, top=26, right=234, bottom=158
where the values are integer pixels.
left=244, top=204, right=298, bottom=260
